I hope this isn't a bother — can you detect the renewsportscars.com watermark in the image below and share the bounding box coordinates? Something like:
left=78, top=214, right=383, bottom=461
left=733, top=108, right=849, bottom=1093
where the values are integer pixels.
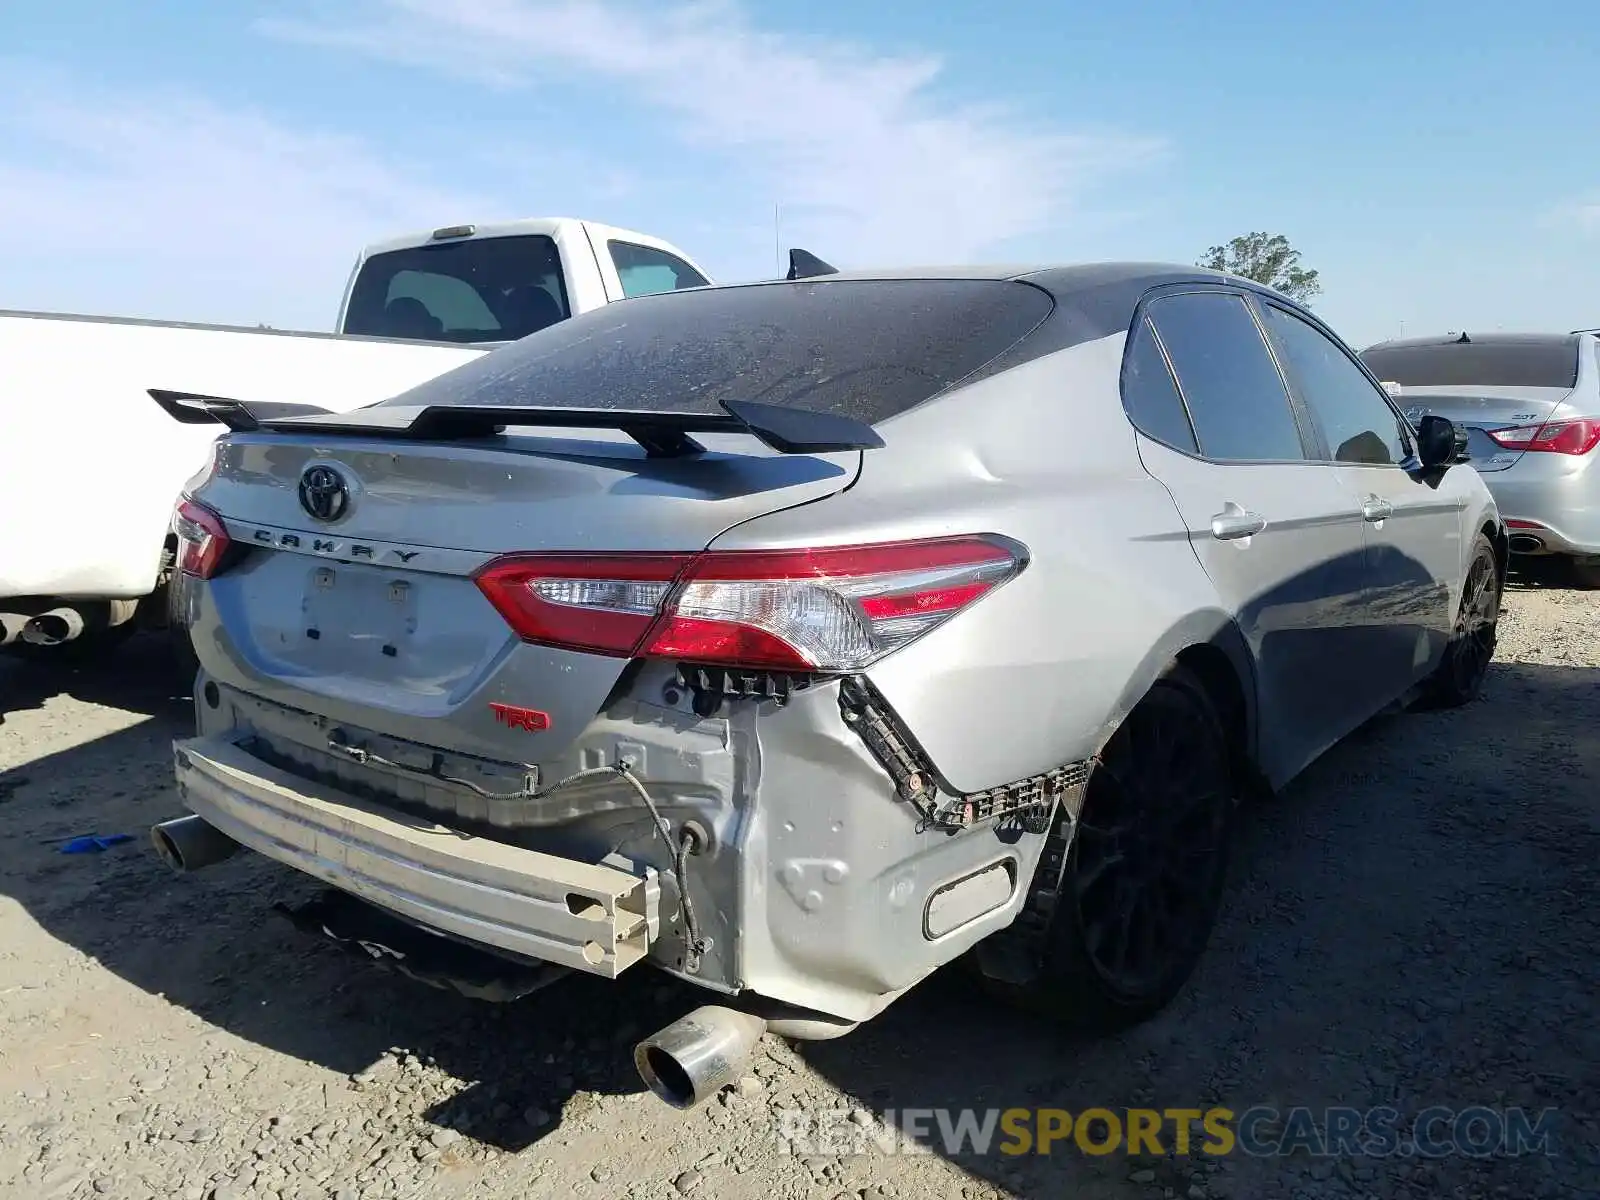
left=773, top=1105, right=1561, bottom=1160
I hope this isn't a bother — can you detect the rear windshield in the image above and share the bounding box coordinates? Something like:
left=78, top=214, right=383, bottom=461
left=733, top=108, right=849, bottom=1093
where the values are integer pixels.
left=377, top=277, right=1054, bottom=425
left=1360, top=338, right=1580, bottom=389
left=342, top=235, right=571, bottom=345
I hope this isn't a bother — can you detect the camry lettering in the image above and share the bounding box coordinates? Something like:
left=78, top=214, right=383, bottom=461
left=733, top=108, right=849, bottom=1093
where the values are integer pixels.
left=248, top=528, right=422, bottom=564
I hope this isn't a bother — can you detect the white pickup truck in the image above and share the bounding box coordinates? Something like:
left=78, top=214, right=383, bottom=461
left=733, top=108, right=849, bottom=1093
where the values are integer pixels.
left=0, top=217, right=711, bottom=658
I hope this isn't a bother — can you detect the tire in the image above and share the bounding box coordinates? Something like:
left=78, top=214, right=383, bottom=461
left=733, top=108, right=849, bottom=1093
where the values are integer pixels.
left=1003, top=664, right=1237, bottom=1029
left=1417, top=533, right=1500, bottom=709
left=165, top=577, right=201, bottom=695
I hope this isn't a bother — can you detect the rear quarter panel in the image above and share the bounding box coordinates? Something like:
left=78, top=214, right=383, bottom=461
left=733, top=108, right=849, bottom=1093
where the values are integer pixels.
left=708, top=331, right=1240, bottom=795
left=1450, top=463, right=1506, bottom=584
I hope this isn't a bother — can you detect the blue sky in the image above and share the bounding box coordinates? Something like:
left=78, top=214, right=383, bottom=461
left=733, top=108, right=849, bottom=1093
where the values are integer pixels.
left=4, top=0, right=1596, bottom=348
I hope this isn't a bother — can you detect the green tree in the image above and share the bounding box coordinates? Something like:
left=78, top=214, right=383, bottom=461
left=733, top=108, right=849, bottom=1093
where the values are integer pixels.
left=1198, top=232, right=1322, bottom=304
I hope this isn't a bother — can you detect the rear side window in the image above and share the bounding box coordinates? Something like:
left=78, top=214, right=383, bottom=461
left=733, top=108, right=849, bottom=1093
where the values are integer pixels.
left=1360, top=338, right=1580, bottom=389
left=1121, top=316, right=1198, bottom=453
left=1146, top=292, right=1307, bottom=462
left=380, top=278, right=1055, bottom=425
left=343, top=235, right=571, bottom=344
left=609, top=240, right=709, bottom=298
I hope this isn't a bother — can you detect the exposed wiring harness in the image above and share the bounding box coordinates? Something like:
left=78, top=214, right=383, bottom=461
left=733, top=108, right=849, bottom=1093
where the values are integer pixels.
left=591, top=762, right=709, bottom=975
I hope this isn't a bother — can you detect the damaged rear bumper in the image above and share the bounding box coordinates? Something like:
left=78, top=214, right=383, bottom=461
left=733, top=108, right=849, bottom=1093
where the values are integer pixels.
left=172, top=735, right=661, bottom=978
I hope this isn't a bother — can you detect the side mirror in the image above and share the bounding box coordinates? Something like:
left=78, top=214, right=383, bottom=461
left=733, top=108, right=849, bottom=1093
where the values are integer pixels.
left=1416, top=413, right=1469, bottom=469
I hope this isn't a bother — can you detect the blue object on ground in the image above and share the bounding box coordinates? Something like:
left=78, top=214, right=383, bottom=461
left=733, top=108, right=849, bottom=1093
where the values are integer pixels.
left=59, top=834, right=135, bottom=854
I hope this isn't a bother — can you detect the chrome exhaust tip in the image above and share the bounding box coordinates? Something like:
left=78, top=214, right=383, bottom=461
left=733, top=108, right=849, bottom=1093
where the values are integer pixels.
left=150, top=814, right=240, bottom=873
left=634, top=1006, right=768, bottom=1110
left=21, top=606, right=88, bottom=646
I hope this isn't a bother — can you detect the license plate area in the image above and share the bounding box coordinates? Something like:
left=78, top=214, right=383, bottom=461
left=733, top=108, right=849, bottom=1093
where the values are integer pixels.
left=302, top=563, right=419, bottom=657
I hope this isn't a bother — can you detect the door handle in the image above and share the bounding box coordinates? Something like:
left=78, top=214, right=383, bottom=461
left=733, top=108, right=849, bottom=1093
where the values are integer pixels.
left=1362, top=497, right=1394, bottom=523
left=1211, top=507, right=1267, bottom=541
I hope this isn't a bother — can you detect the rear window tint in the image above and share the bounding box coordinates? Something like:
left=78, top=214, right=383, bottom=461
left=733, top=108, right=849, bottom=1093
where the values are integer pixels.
left=343, top=235, right=571, bottom=344
left=378, top=278, right=1054, bottom=424
left=1360, top=339, right=1579, bottom=389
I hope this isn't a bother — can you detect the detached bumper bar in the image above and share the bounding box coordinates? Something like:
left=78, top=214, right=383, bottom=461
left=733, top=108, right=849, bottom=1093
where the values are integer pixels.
left=171, top=736, right=659, bottom=977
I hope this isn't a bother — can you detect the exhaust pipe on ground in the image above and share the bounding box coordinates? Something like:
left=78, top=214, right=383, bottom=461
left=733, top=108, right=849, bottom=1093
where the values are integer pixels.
left=150, top=814, right=240, bottom=872
left=21, top=606, right=88, bottom=646
left=634, top=1006, right=769, bottom=1110
left=0, top=613, right=27, bottom=647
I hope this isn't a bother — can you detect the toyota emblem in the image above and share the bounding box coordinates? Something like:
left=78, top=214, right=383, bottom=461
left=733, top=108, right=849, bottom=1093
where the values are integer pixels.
left=298, top=465, right=350, bottom=522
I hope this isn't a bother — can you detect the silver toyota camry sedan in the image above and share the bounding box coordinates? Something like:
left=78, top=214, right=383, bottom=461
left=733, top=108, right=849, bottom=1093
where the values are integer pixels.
left=150, top=261, right=1504, bottom=1108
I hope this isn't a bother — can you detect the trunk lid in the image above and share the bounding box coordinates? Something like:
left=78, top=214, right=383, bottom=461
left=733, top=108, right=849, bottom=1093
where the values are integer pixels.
left=1391, top=387, right=1572, bottom=472
left=190, top=430, right=859, bottom=761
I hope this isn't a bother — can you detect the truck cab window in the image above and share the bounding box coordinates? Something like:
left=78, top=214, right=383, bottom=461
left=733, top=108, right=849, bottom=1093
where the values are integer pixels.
left=609, top=240, right=709, bottom=298
left=342, top=234, right=572, bottom=344
left=385, top=271, right=498, bottom=339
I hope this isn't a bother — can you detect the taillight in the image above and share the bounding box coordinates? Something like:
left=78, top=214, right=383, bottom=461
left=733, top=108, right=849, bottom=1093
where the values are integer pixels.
left=473, top=535, right=1025, bottom=671
left=174, top=497, right=231, bottom=580
left=1486, top=418, right=1600, bottom=456
left=474, top=554, right=694, bottom=658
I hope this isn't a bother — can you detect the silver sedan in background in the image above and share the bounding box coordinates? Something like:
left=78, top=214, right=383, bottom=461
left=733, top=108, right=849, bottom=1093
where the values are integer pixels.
left=1361, top=331, right=1600, bottom=586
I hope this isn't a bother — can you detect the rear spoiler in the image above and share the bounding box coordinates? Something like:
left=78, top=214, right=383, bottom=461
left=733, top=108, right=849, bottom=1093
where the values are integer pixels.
left=147, top=388, right=883, bottom=457
left=149, top=389, right=334, bottom=428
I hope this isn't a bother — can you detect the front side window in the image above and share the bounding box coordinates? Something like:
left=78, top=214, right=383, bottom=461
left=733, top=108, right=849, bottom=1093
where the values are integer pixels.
left=609, top=240, right=709, bottom=298
left=1146, top=292, right=1307, bottom=462
left=1260, top=303, right=1410, bottom=467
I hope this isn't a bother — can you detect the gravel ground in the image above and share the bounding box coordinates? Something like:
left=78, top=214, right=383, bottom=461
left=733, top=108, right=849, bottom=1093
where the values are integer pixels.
left=1, top=570, right=1597, bottom=1200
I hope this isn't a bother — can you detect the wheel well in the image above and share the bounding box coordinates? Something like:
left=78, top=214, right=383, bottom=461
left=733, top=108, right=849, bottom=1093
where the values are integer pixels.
left=134, top=532, right=182, bottom=631
left=1482, top=520, right=1509, bottom=587
left=1173, top=643, right=1258, bottom=796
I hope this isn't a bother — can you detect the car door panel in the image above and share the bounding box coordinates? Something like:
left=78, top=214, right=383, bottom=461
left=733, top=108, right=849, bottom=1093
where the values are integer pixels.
left=1338, top=464, right=1461, bottom=682
left=1136, top=441, right=1377, bottom=785
left=1253, top=300, right=1463, bottom=697
left=1127, top=292, right=1378, bottom=788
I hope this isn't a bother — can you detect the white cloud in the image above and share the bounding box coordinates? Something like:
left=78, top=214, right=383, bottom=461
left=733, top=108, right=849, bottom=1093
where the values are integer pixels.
left=0, top=63, right=486, bottom=327
left=0, top=7, right=1164, bottom=324
left=1538, top=195, right=1600, bottom=237
left=258, top=0, right=1166, bottom=269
